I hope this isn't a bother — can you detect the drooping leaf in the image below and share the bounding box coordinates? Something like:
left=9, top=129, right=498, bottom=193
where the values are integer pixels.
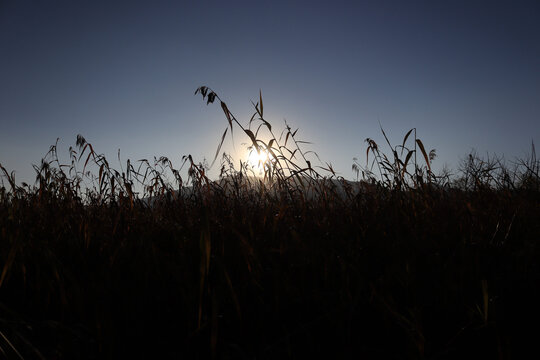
left=207, top=92, right=216, bottom=104
left=403, top=150, right=414, bottom=169
left=416, top=139, right=431, bottom=173
left=82, top=146, right=94, bottom=173
left=401, top=128, right=414, bottom=156
left=195, top=86, right=208, bottom=98
left=220, top=101, right=233, bottom=133
left=262, top=119, right=272, bottom=132
left=244, top=129, right=259, bottom=151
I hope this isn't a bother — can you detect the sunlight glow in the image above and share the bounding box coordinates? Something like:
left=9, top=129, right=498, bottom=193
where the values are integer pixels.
left=247, top=147, right=270, bottom=173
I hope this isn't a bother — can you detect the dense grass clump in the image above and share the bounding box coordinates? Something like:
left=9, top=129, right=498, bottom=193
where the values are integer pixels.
left=0, top=88, right=539, bottom=359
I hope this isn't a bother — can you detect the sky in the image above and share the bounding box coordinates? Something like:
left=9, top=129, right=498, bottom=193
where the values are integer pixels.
left=1, top=0, right=539, bottom=185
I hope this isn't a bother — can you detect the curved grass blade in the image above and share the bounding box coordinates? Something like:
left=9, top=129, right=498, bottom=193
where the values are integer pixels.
left=401, top=128, right=414, bottom=156
left=416, top=139, right=431, bottom=173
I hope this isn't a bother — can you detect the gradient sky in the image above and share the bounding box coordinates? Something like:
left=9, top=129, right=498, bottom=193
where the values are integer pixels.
left=1, top=0, right=539, bottom=185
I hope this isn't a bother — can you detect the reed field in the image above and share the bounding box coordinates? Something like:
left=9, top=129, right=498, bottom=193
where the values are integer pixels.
left=0, top=87, right=539, bottom=359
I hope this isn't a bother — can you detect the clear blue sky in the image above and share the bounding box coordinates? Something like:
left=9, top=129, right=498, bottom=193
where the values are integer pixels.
left=1, top=0, right=539, bottom=184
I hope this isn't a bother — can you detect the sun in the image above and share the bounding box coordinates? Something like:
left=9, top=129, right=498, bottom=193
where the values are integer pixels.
left=247, top=147, right=270, bottom=172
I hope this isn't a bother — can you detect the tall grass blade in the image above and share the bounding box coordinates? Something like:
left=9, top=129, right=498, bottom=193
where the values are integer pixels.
left=416, top=139, right=431, bottom=173
left=259, top=89, right=263, bottom=118
left=211, top=128, right=228, bottom=167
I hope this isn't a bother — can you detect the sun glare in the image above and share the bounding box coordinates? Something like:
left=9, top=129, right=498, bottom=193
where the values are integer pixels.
left=247, top=148, right=270, bottom=173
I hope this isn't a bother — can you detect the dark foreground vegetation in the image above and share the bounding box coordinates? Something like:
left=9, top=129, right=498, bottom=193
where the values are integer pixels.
left=1, top=88, right=539, bottom=359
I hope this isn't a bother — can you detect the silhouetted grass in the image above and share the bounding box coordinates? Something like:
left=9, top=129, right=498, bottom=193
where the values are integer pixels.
left=0, top=88, right=539, bottom=359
